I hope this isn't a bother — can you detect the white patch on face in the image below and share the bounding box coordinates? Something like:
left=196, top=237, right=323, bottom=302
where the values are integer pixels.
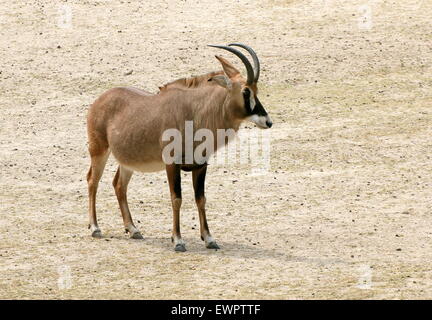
left=247, top=114, right=272, bottom=129
left=249, top=93, right=256, bottom=111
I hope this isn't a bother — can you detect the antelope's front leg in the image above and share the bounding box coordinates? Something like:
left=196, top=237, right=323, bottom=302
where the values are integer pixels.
left=166, top=164, right=186, bottom=252
left=192, top=164, right=220, bottom=249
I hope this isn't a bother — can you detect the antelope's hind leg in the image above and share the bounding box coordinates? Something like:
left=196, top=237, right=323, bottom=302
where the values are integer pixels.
left=87, top=151, right=110, bottom=238
left=192, top=164, right=219, bottom=250
left=113, top=165, right=143, bottom=239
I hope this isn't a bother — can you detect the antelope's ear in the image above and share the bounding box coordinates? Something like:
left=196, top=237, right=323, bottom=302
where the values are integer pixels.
left=209, top=75, right=232, bottom=90
left=215, top=55, right=240, bottom=79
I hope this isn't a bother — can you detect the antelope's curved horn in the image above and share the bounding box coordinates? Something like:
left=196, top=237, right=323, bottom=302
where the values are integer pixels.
left=208, top=44, right=254, bottom=85
left=228, top=43, right=260, bottom=82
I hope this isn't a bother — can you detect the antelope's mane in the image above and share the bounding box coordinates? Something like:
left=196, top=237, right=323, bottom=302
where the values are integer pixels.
left=158, top=71, right=224, bottom=93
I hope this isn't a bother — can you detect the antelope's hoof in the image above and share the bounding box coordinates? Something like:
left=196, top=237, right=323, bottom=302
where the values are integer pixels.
left=206, top=241, right=220, bottom=250
left=130, top=231, right=144, bottom=240
left=174, top=243, right=187, bottom=252
left=91, top=230, right=102, bottom=238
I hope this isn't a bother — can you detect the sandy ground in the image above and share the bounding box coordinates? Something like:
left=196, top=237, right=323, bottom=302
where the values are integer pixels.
left=1, top=0, right=432, bottom=299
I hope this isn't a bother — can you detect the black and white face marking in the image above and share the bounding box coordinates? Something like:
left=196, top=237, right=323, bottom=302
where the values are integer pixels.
left=242, top=88, right=273, bottom=129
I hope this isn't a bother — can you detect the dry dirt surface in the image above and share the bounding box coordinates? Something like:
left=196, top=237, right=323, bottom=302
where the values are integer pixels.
left=1, top=0, right=432, bottom=299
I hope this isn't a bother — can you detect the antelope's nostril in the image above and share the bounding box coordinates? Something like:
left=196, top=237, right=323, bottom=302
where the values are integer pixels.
left=266, top=120, right=273, bottom=128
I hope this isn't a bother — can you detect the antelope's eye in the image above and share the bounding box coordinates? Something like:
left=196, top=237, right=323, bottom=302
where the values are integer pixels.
left=243, top=88, right=250, bottom=96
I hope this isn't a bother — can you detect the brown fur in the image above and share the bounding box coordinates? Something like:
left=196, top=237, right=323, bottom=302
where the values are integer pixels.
left=86, top=55, right=260, bottom=249
left=158, top=70, right=224, bottom=92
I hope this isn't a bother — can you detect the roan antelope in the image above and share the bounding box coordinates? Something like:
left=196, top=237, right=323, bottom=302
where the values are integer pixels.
left=86, top=43, right=272, bottom=252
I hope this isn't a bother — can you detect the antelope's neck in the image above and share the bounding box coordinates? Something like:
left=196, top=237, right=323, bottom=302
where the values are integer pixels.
left=194, top=87, right=241, bottom=134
